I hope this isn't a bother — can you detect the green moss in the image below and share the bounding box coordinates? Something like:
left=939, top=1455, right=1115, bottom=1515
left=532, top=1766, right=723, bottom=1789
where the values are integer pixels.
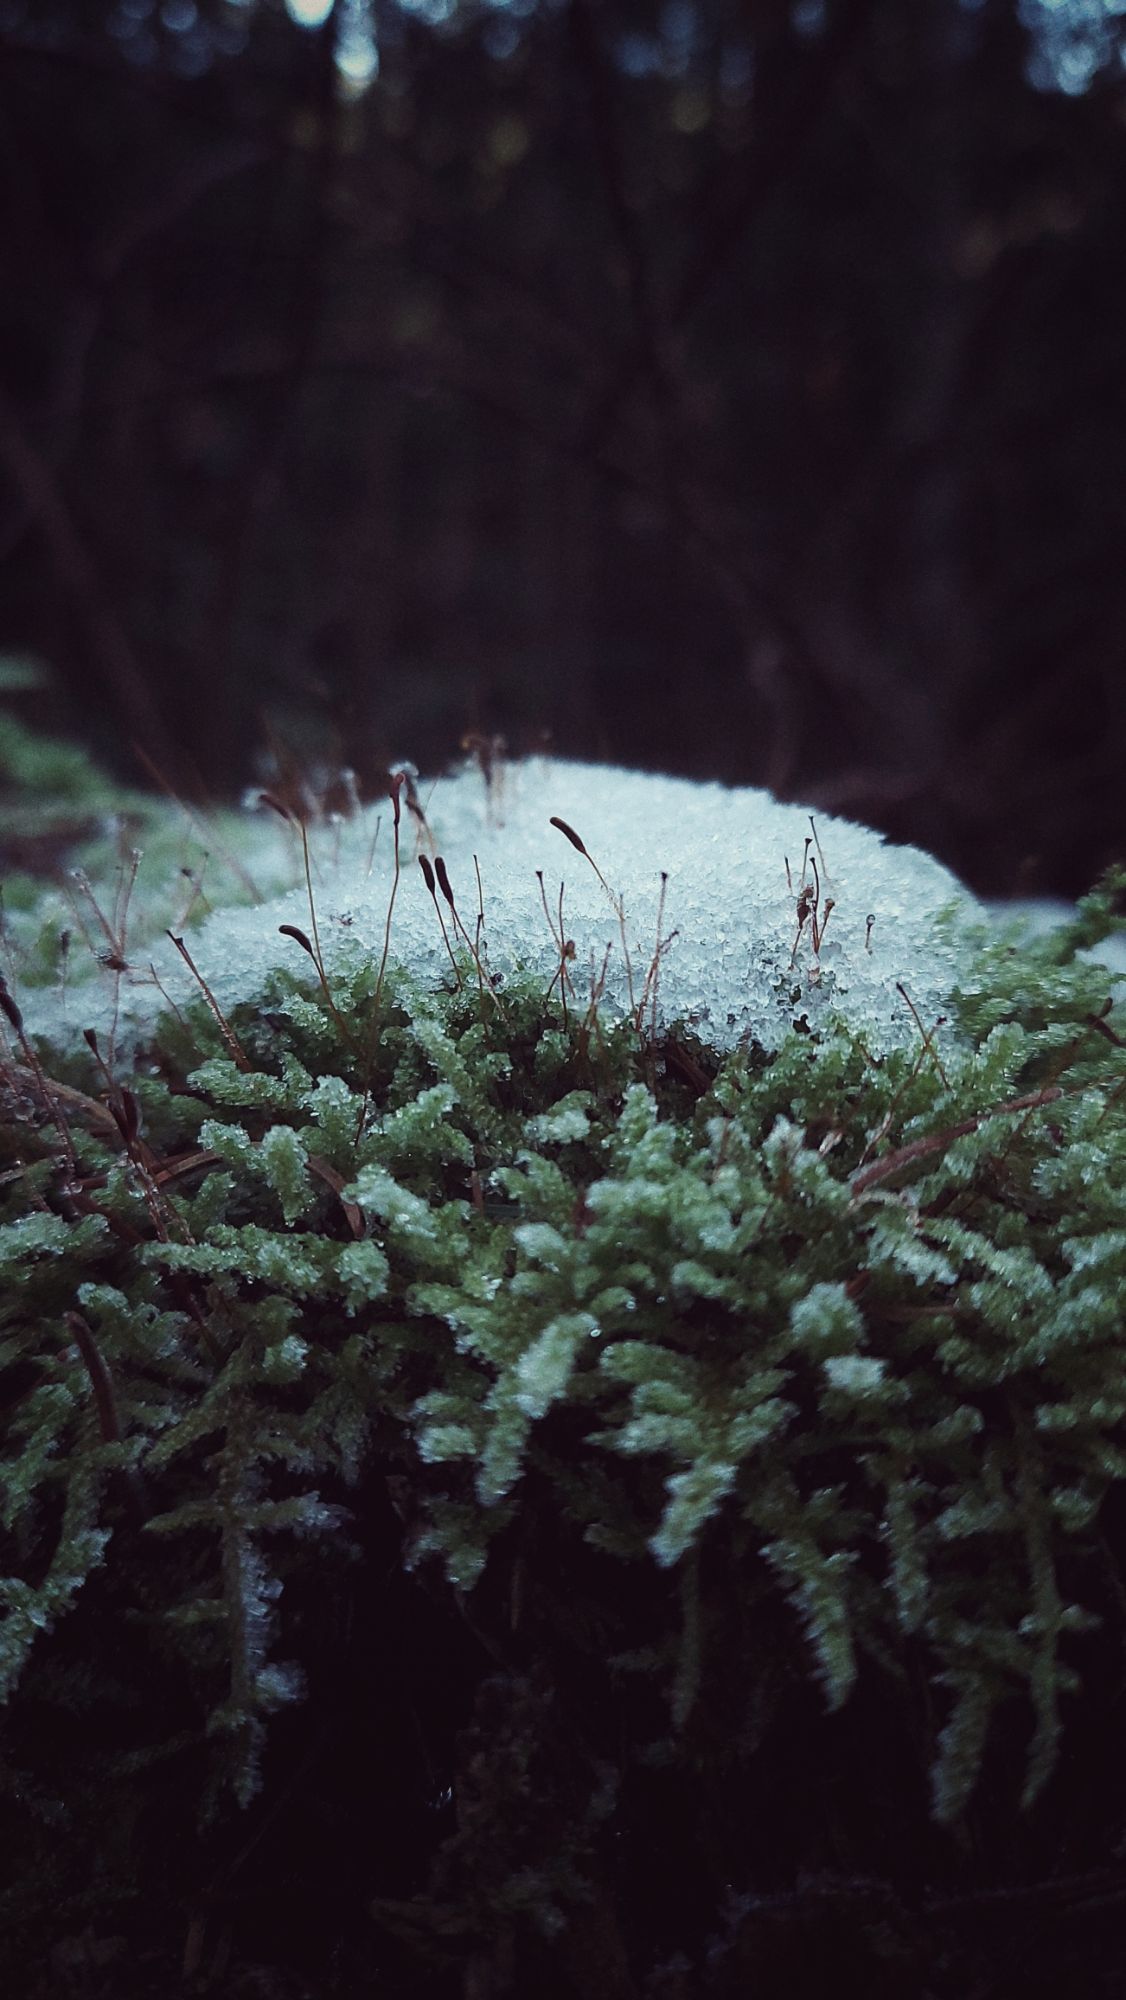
left=2, top=737, right=1126, bottom=1988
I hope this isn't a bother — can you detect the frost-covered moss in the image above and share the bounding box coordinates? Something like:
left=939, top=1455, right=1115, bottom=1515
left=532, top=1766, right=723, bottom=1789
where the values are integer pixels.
left=2, top=725, right=1126, bottom=1987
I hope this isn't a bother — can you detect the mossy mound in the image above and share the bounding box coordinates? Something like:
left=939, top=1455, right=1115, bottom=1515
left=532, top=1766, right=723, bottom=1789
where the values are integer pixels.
left=2, top=758, right=1126, bottom=1994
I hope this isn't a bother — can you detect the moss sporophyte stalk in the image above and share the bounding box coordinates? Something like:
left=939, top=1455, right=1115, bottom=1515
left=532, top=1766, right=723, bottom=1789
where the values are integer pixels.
left=2, top=733, right=1126, bottom=1979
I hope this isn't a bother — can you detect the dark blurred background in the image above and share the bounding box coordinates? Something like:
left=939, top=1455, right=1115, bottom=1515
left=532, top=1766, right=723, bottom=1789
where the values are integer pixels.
left=0, top=0, right=1123, bottom=893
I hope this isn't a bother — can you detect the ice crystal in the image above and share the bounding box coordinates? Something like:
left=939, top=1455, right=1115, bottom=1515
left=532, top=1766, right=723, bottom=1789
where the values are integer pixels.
left=18, top=757, right=983, bottom=1057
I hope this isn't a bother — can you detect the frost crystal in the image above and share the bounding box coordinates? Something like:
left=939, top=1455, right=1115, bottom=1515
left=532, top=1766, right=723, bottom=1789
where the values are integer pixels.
left=25, top=757, right=981, bottom=1054
left=822, top=1354, right=887, bottom=1394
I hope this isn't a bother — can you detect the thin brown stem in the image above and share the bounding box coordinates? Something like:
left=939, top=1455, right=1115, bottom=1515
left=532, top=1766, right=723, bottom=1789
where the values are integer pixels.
left=166, top=934, right=251, bottom=1072
left=850, top=1086, right=1065, bottom=1198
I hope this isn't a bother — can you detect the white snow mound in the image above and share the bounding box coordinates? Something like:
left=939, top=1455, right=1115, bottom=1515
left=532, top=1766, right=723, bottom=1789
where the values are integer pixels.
left=179, top=758, right=979, bottom=1056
